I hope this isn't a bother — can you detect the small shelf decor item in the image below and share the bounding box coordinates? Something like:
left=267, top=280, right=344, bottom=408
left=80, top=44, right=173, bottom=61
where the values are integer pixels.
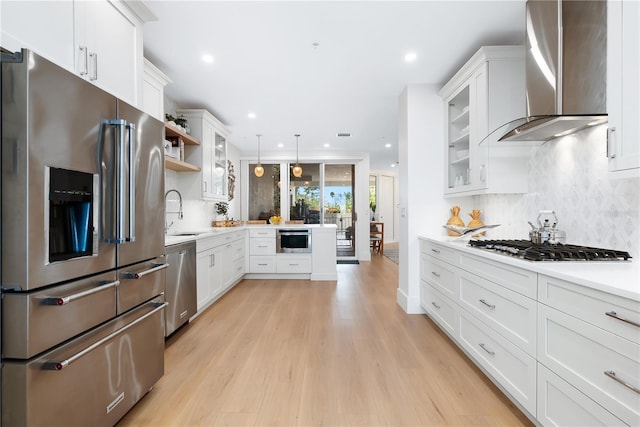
left=446, top=205, right=465, bottom=236
left=269, top=215, right=283, bottom=225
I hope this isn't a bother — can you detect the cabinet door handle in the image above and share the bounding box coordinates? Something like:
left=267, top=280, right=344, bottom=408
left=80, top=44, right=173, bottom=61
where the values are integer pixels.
left=431, top=301, right=441, bottom=310
left=479, top=299, right=495, bottom=310
left=479, top=343, right=495, bottom=356
left=78, top=46, right=88, bottom=75
left=431, top=271, right=441, bottom=278
left=604, top=371, right=640, bottom=395
left=89, top=52, right=98, bottom=81
left=431, top=249, right=440, bottom=254
left=607, top=127, right=617, bottom=159
left=605, top=311, right=640, bottom=328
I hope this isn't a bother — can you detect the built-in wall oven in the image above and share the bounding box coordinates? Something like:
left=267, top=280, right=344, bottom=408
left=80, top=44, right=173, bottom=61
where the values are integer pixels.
left=1, top=49, right=167, bottom=426
left=276, top=228, right=312, bottom=253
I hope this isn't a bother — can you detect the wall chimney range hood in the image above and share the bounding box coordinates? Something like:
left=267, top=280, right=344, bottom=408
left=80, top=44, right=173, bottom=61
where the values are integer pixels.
left=498, top=0, right=607, bottom=143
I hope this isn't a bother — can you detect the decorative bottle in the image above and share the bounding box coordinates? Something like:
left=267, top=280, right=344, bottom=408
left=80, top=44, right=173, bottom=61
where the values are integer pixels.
left=446, top=206, right=465, bottom=236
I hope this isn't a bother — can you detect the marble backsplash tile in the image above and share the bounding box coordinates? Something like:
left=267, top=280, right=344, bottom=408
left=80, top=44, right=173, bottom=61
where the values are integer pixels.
left=473, top=125, right=639, bottom=257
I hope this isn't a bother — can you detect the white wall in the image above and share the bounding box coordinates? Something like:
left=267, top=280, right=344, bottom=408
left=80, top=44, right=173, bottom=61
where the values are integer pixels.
left=398, top=84, right=472, bottom=314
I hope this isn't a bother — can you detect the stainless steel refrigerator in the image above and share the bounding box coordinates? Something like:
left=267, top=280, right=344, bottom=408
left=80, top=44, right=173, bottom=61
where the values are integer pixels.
left=1, top=48, right=167, bottom=426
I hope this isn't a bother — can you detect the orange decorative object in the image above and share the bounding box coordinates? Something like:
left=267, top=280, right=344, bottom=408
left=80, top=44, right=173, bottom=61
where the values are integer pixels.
left=446, top=206, right=465, bottom=236
left=468, top=209, right=485, bottom=235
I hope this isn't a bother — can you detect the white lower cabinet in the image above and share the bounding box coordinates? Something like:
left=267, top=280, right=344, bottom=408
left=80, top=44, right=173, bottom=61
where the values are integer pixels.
left=537, top=363, right=625, bottom=427
left=249, top=256, right=276, bottom=273
left=419, top=237, right=640, bottom=425
left=195, top=231, right=245, bottom=313
left=420, top=281, right=458, bottom=337
left=458, top=310, right=537, bottom=415
left=276, top=255, right=311, bottom=274
left=538, top=304, right=640, bottom=426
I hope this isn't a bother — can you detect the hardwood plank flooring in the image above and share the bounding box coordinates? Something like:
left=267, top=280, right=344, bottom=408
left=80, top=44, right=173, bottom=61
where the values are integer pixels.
left=118, top=254, right=532, bottom=427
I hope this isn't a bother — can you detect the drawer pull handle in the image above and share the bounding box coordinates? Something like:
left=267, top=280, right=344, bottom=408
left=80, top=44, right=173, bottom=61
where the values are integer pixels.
left=479, top=343, right=495, bottom=356
left=604, top=371, right=640, bottom=394
left=431, top=271, right=441, bottom=278
left=431, top=301, right=441, bottom=309
left=479, top=299, right=495, bottom=310
left=44, top=302, right=168, bottom=370
left=258, top=263, right=268, bottom=266
left=605, top=311, right=640, bottom=328
left=289, top=263, right=299, bottom=266
left=43, top=280, right=119, bottom=306
left=431, top=249, right=441, bottom=254
left=258, top=245, right=268, bottom=248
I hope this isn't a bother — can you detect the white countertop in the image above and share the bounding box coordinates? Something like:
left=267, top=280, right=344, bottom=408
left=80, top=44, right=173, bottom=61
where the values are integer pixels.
left=165, top=224, right=337, bottom=247
left=421, top=236, right=640, bottom=301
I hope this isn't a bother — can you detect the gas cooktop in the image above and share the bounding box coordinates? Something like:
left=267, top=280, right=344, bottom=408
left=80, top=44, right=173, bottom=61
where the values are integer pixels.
left=468, top=239, right=632, bottom=261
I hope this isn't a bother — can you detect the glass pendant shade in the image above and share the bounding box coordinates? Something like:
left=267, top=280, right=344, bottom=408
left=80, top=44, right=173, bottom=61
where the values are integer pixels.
left=254, top=134, right=264, bottom=177
left=293, top=134, right=302, bottom=177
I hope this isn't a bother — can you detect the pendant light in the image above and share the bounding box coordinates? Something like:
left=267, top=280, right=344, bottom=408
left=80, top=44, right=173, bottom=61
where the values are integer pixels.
left=292, top=134, right=303, bottom=178
left=254, top=134, right=264, bottom=177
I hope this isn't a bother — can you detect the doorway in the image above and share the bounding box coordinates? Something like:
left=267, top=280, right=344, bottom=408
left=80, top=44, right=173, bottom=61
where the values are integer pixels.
left=323, top=164, right=356, bottom=259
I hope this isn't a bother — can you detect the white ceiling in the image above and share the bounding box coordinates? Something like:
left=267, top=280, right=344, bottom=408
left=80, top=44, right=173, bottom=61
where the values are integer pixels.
left=143, top=1, right=526, bottom=172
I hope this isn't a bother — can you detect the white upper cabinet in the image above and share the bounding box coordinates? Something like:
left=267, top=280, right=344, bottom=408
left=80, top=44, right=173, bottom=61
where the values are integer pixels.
left=1, top=0, right=152, bottom=106
left=607, top=0, right=640, bottom=174
left=177, top=109, right=230, bottom=201
left=1, top=1, right=76, bottom=70
left=439, top=46, right=531, bottom=197
left=142, top=59, right=171, bottom=121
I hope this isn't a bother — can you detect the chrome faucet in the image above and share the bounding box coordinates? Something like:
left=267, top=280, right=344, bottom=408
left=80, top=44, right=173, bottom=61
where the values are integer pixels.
left=165, top=189, right=183, bottom=232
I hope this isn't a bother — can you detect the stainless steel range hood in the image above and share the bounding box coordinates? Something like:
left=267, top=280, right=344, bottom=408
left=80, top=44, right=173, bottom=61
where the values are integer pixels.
left=498, top=0, right=607, bottom=143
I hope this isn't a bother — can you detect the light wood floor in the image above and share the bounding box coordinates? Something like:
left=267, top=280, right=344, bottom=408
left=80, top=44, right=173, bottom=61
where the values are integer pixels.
left=118, top=254, right=532, bottom=427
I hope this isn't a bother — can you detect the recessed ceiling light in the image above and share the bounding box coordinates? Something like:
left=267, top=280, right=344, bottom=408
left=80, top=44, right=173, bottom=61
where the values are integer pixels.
left=385, top=143, right=392, bottom=148
left=404, top=52, right=417, bottom=62
left=277, top=143, right=284, bottom=148
left=248, top=112, right=256, bottom=119
left=390, top=163, right=396, bottom=168
left=323, top=143, right=330, bottom=148
left=202, top=54, right=214, bottom=63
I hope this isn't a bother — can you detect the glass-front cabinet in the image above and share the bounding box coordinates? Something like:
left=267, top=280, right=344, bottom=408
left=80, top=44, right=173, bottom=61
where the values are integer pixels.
left=439, top=46, right=529, bottom=197
left=177, top=109, right=229, bottom=200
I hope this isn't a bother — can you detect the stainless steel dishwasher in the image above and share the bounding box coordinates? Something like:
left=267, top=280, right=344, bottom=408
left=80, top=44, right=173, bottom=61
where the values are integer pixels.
left=164, top=240, right=197, bottom=336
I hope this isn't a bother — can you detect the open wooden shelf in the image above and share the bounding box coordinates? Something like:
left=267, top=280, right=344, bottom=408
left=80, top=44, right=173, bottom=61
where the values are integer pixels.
left=165, top=123, right=200, bottom=145
left=165, top=156, right=201, bottom=172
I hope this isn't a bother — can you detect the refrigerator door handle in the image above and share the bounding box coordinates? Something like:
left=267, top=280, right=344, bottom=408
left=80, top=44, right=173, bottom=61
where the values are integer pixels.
left=100, top=119, right=128, bottom=244
left=126, top=122, right=136, bottom=242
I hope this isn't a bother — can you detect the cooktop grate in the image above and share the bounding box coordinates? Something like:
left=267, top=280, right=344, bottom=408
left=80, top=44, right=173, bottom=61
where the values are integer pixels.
left=468, top=240, right=632, bottom=261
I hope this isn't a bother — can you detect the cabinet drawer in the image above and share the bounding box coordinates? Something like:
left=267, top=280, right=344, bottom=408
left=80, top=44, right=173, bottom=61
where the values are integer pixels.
left=249, top=256, right=276, bottom=273
left=537, top=363, right=625, bottom=427
left=459, top=270, right=536, bottom=356
left=458, top=252, right=537, bottom=299
left=221, top=240, right=245, bottom=262
left=538, top=304, right=640, bottom=426
left=249, top=238, right=275, bottom=255
left=538, top=274, right=640, bottom=345
left=420, top=255, right=458, bottom=300
left=277, top=256, right=311, bottom=273
left=249, top=228, right=275, bottom=238
left=420, top=281, right=458, bottom=337
left=197, top=235, right=225, bottom=252
left=420, top=240, right=459, bottom=266
left=232, top=257, right=245, bottom=279
left=458, top=310, right=537, bottom=415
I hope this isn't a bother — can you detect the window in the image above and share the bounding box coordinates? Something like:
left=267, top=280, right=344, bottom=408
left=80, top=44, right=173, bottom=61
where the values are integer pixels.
left=248, top=163, right=280, bottom=220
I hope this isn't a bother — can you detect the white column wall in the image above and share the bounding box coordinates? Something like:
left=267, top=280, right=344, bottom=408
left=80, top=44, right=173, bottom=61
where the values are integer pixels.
left=397, top=84, right=472, bottom=314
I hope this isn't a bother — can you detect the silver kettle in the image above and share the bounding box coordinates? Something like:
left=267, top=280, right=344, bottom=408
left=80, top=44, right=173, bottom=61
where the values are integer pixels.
left=528, top=210, right=567, bottom=244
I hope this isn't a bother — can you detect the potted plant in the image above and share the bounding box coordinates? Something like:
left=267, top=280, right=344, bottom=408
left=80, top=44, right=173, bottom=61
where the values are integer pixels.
left=215, top=201, right=229, bottom=219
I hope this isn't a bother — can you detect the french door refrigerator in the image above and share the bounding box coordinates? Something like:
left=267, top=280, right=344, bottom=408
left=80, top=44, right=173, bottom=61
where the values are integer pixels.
left=1, top=48, right=167, bottom=426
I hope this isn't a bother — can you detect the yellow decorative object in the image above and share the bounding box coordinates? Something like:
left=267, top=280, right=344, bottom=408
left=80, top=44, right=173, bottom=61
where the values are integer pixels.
left=468, top=209, right=485, bottom=236
left=446, top=206, right=465, bottom=236
left=269, top=215, right=283, bottom=225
